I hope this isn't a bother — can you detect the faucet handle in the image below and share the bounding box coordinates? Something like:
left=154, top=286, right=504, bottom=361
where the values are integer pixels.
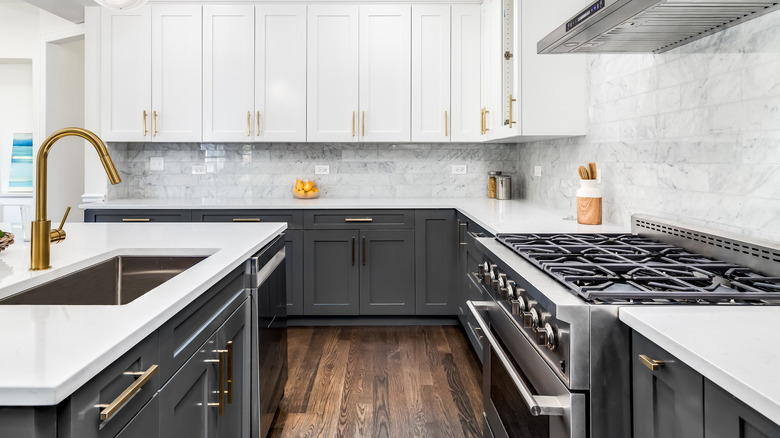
left=50, top=206, right=71, bottom=244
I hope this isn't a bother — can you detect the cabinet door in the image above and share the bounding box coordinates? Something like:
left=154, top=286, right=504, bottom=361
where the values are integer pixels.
left=217, top=301, right=251, bottom=438
left=415, top=210, right=457, bottom=315
left=284, top=230, right=304, bottom=316
left=451, top=4, right=482, bottom=142
left=151, top=5, right=202, bottom=142
left=306, top=6, right=359, bottom=142
left=704, top=379, right=780, bottom=438
left=359, top=5, right=411, bottom=142
left=115, top=396, right=159, bottom=438
left=411, top=5, right=450, bottom=142
left=100, top=7, right=151, bottom=142
left=303, top=230, right=360, bottom=315
left=359, top=230, right=415, bottom=315
left=255, top=5, right=307, bottom=142
left=203, top=5, right=255, bottom=142
left=480, top=0, right=503, bottom=138
left=159, top=332, right=219, bottom=438
left=632, top=331, right=704, bottom=438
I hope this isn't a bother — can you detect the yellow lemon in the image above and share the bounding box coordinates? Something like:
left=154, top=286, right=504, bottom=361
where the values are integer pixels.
left=303, top=181, right=314, bottom=192
left=294, top=179, right=304, bottom=191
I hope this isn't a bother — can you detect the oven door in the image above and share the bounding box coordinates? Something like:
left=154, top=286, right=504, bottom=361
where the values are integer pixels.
left=468, top=301, right=586, bottom=438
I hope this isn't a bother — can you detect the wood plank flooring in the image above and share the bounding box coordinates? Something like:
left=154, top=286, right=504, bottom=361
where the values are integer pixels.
left=268, top=326, right=484, bottom=438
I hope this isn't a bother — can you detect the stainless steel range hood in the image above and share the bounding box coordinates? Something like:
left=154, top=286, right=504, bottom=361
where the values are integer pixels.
left=538, top=0, right=780, bottom=54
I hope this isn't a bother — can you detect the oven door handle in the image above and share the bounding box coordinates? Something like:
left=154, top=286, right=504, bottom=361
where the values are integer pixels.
left=467, top=300, right=565, bottom=417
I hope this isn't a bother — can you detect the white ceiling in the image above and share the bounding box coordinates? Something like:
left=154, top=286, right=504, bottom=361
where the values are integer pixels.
left=23, top=0, right=97, bottom=24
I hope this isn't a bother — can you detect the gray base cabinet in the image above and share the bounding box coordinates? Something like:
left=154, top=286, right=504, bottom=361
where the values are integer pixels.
left=303, top=230, right=360, bottom=315
left=705, top=379, right=780, bottom=438
left=115, top=396, right=159, bottom=438
left=456, top=213, right=491, bottom=360
left=415, top=210, right=457, bottom=315
left=359, top=230, right=415, bottom=315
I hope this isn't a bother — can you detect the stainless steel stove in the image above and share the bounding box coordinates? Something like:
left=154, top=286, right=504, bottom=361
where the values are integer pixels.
left=468, top=214, right=780, bottom=438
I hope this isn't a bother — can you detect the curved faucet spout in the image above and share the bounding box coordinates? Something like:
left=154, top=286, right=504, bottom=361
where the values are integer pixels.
left=31, top=127, right=122, bottom=270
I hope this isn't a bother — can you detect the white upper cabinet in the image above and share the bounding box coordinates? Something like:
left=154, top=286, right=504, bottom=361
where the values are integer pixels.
left=101, top=8, right=151, bottom=142
left=203, top=6, right=255, bottom=143
left=255, top=5, right=307, bottom=142
left=451, top=4, right=481, bottom=142
left=307, top=6, right=359, bottom=143
left=101, top=6, right=201, bottom=143
left=411, top=5, right=450, bottom=143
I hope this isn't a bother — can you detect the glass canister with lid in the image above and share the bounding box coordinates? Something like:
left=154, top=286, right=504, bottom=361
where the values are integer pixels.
left=487, top=171, right=502, bottom=198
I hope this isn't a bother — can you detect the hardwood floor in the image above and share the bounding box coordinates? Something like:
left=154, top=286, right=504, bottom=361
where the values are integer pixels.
left=268, top=326, right=485, bottom=438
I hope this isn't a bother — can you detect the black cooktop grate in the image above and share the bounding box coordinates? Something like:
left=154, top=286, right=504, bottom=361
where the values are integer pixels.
left=496, top=233, right=780, bottom=303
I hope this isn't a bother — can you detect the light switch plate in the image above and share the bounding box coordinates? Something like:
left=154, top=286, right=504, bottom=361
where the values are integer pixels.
left=534, top=165, right=542, bottom=177
left=452, top=164, right=467, bottom=174
left=315, top=165, right=330, bottom=175
left=150, top=157, right=164, bottom=171
left=192, top=165, right=206, bottom=175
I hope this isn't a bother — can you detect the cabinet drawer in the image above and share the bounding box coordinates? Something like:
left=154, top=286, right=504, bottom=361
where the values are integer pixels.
left=58, top=331, right=160, bottom=438
left=158, top=265, right=246, bottom=383
left=304, top=210, right=414, bottom=229
left=84, top=209, right=192, bottom=223
left=193, top=209, right=303, bottom=229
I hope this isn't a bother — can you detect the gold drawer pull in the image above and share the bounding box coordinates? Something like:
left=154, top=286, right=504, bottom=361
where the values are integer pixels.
left=344, top=218, right=373, bottom=222
left=99, top=364, right=158, bottom=421
left=143, top=110, right=148, bottom=136
left=233, top=218, right=261, bottom=222
left=639, top=354, right=664, bottom=371
left=152, top=110, right=158, bottom=136
left=227, top=341, right=233, bottom=404
left=122, top=218, right=151, bottom=222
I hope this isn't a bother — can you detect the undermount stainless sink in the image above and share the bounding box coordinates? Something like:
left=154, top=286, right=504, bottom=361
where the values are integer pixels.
left=0, top=256, right=207, bottom=305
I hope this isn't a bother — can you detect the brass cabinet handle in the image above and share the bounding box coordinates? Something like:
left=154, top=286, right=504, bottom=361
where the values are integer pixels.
left=345, top=218, right=373, bottom=222
left=362, top=110, right=365, bottom=137
left=362, top=236, right=366, bottom=265
left=352, top=111, right=356, bottom=137
left=480, top=108, right=485, bottom=135
left=122, top=218, right=151, bottom=222
left=233, top=218, right=261, bottom=222
left=247, top=111, right=251, bottom=136
left=352, top=237, right=355, bottom=265
left=445, top=110, right=448, bottom=136
left=218, top=350, right=226, bottom=416
left=639, top=354, right=664, bottom=371
left=257, top=111, right=261, bottom=134
left=143, top=110, right=148, bottom=136
left=509, top=94, right=517, bottom=128
left=99, top=364, right=158, bottom=421
left=152, top=110, right=158, bottom=136
left=484, top=109, right=490, bottom=132
left=226, top=341, right=233, bottom=404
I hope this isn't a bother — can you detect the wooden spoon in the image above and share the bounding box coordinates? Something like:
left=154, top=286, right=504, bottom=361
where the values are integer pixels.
left=587, top=162, right=597, bottom=180
left=578, top=165, right=590, bottom=180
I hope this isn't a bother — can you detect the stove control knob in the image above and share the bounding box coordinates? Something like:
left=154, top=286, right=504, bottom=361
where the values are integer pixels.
left=477, top=264, right=485, bottom=276
left=524, top=308, right=540, bottom=329
left=510, top=296, right=526, bottom=316
left=544, top=323, right=558, bottom=351
left=496, top=274, right=507, bottom=292
left=505, top=281, right=516, bottom=300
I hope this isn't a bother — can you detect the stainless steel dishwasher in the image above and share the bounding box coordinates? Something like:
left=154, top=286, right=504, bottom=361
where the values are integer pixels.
left=246, top=235, right=287, bottom=438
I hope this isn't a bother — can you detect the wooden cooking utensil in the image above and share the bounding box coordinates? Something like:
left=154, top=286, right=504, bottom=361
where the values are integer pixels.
left=587, top=162, right=597, bottom=180
left=578, top=165, right=590, bottom=180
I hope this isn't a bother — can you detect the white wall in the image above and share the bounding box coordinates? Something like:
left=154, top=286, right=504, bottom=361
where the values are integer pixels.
left=0, top=61, right=34, bottom=192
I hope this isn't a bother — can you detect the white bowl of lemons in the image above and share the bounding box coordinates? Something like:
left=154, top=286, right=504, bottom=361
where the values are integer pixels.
left=293, top=179, right=320, bottom=199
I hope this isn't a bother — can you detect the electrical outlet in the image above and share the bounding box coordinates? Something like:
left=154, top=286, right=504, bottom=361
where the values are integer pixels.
left=192, top=165, right=206, bottom=175
left=534, top=165, right=542, bottom=177
left=452, top=164, right=467, bottom=174
left=150, top=157, right=164, bottom=171
left=315, top=165, right=330, bottom=175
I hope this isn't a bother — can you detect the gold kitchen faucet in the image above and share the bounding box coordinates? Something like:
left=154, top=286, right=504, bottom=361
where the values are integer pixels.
left=30, top=128, right=122, bottom=270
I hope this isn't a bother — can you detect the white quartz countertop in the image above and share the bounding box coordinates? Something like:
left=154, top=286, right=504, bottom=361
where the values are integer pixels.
left=620, top=307, right=780, bottom=426
left=0, top=222, right=285, bottom=405
left=79, top=197, right=629, bottom=235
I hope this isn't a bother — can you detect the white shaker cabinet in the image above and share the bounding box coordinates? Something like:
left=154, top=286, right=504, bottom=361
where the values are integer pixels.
left=101, top=6, right=201, bottom=142
left=255, top=5, right=307, bottom=142
left=451, top=4, right=481, bottom=142
left=411, top=5, right=450, bottom=143
left=203, top=6, right=255, bottom=142
left=306, top=6, right=359, bottom=142
left=359, top=6, right=411, bottom=142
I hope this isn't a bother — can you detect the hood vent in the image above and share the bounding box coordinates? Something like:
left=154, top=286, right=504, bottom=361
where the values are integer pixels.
left=538, top=0, right=780, bottom=54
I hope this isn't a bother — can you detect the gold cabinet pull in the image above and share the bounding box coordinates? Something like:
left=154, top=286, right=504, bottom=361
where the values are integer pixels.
left=233, top=218, right=260, bottom=222
left=143, top=110, right=148, bottom=136
left=362, top=110, right=365, bottom=137
left=352, top=237, right=355, bottom=265
left=352, top=111, right=356, bottom=137
left=480, top=108, right=485, bottom=135
left=639, top=354, right=664, bottom=371
left=247, top=111, right=251, bottom=136
left=362, top=236, right=366, bottom=265
left=218, top=350, right=226, bottom=415
left=484, top=108, right=489, bottom=133
left=445, top=110, right=448, bottom=136
left=122, top=218, right=151, bottom=222
left=99, top=364, right=158, bottom=421
left=152, top=110, right=158, bottom=136
left=257, top=111, right=261, bottom=134
left=345, top=218, right=373, bottom=222
left=509, top=94, right=517, bottom=128
left=226, top=341, right=233, bottom=404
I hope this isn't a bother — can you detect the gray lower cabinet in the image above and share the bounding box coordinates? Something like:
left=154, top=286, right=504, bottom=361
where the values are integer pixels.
left=283, top=230, right=303, bottom=316
left=415, top=210, right=457, bottom=315
left=359, top=230, right=415, bottom=315
left=115, top=396, right=159, bottom=438
left=704, top=379, right=780, bottom=438
left=456, top=212, right=491, bottom=359
left=632, top=331, right=705, bottom=438
left=84, top=209, right=192, bottom=222
left=303, top=230, right=360, bottom=315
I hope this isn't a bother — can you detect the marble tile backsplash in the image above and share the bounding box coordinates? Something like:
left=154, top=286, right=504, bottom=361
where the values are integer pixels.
left=516, top=11, right=780, bottom=241
left=107, top=142, right=520, bottom=199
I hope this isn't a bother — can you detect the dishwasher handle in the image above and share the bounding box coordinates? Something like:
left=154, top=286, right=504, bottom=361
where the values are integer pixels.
left=245, top=235, right=286, bottom=289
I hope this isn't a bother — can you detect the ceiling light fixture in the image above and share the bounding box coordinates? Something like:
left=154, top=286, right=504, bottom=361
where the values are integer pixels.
left=94, top=0, right=149, bottom=11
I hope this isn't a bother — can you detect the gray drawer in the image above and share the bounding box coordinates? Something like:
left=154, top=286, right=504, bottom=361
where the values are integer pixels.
left=192, top=209, right=303, bottom=229
left=85, top=209, right=191, bottom=223
left=58, top=331, right=160, bottom=438
left=158, top=265, right=247, bottom=384
left=304, top=209, right=414, bottom=229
